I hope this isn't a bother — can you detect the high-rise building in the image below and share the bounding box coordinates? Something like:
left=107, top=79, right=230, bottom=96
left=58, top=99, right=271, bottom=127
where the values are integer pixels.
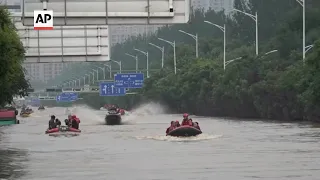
left=2, top=0, right=65, bottom=82
left=23, top=63, right=65, bottom=82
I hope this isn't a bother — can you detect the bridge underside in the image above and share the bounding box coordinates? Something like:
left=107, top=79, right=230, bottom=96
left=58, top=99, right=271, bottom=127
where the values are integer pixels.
left=21, top=0, right=190, bottom=26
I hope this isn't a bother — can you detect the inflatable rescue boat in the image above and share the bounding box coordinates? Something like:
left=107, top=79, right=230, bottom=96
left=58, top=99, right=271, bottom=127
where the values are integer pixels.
left=45, top=126, right=81, bottom=136
left=105, top=111, right=122, bottom=125
left=166, top=125, right=202, bottom=137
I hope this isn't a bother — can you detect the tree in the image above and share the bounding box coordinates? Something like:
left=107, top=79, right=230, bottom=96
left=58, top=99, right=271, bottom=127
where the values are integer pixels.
left=0, top=7, right=30, bottom=106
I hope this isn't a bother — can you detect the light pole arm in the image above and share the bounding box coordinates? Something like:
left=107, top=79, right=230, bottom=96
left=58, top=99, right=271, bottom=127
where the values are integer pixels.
left=149, top=43, right=164, bottom=51
left=125, top=53, right=136, bottom=58
left=232, top=8, right=257, bottom=21
left=134, top=48, right=147, bottom=56
left=204, top=21, right=225, bottom=32
left=110, top=59, right=121, bottom=66
left=103, top=64, right=111, bottom=70
left=158, top=38, right=174, bottom=47
left=295, top=0, right=303, bottom=6
left=225, top=57, right=242, bottom=65
left=178, top=30, right=197, bottom=40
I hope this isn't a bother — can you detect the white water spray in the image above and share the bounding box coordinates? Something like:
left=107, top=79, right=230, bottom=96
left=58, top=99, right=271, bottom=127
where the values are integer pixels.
left=135, top=134, right=223, bottom=142
left=69, top=105, right=105, bottom=125
left=122, top=102, right=167, bottom=123
left=130, top=102, right=166, bottom=116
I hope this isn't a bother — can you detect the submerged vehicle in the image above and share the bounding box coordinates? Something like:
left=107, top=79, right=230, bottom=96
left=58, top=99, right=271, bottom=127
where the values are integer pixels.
left=45, top=126, right=81, bottom=136
left=0, top=109, right=19, bottom=125
left=105, top=110, right=122, bottom=125
left=166, top=125, right=202, bottom=137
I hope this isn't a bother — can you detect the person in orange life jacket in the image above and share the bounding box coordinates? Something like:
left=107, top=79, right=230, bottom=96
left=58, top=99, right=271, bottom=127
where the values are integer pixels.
left=166, top=121, right=175, bottom=134
left=181, top=113, right=190, bottom=125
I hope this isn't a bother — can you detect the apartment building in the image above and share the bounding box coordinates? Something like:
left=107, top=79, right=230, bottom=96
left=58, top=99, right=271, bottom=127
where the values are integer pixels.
left=23, top=63, right=65, bottom=82
left=2, top=0, right=65, bottom=82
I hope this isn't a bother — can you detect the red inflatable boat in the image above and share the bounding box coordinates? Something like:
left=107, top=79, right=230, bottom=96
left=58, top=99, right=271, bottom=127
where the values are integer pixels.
left=45, top=126, right=81, bottom=135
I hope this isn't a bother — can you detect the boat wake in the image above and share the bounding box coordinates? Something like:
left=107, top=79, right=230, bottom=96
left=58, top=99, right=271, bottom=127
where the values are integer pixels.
left=68, top=105, right=105, bottom=125
left=135, top=134, right=223, bottom=142
left=122, top=102, right=167, bottom=124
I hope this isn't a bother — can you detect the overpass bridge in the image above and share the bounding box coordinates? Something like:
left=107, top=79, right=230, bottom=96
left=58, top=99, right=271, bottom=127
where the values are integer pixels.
left=28, top=86, right=138, bottom=100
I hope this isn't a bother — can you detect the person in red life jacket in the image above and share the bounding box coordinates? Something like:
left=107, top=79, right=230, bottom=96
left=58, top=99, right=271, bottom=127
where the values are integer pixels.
left=175, top=120, right=180, bottom=127
left=181, top=113, right=190, bottom=126
left=119, top=109, right=125, bottom=115
left=166, top=121, right=175, bottom=134
left=70, top=115, right=80, bottom=129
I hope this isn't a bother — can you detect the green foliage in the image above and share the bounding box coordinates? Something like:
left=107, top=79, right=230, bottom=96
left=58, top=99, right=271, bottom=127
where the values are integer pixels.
left=0, top=8, right=30, bottom=106
left=49, top=0, right=320, bottom=121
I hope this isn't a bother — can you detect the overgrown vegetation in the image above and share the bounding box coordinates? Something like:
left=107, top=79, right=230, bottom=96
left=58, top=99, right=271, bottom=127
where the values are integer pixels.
left=49, top=0, right=320, bottom=121
left=0, top=8, right=30, bottom=106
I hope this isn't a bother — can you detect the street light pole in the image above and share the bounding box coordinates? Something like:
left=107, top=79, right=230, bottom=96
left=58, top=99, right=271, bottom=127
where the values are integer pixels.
left=149, top=43, right=165, bottom=68
left=134, top=48, right=149, bottom=78
left=89, top=71, right=95, bottom=84
left=98, top=67, right=105, bottom=80
left=178, top=30, right=199, bottom=58
left=92, top=69, right=99, bottom=80
left=85, top=74, right=90, bottom=84
left=110, top=59, right=122, bottom=73
left=77, top=78, right=81, bottom=87
left=204, top=21, right=226, bottom=70
left=125, top=53, right=138, bottom=73
left=233, top=9, right=258, bottom=55
left=295, top=0, right=306, bottom=62
left=158, top=38, right=176, bottom=74
left=103, top=64, right=112, bottom=79
left=83, top=76, right=86, bottom=85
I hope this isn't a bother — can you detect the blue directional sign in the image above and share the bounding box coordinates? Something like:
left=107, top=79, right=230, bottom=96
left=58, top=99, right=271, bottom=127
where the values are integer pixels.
left=99, top=82, right=126, bottom=96
left=114, top=73, right=144, bottom=88
left=56, top=92, right=78, bottom=102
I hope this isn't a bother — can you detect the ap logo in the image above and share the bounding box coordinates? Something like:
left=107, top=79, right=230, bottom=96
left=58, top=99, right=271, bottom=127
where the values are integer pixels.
left=34, top=10, right=53, bottom=30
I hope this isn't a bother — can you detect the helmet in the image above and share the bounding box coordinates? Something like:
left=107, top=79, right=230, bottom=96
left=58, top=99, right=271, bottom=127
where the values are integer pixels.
left=51, top=115, right=55, bottom=119
left=183, top=113, right=189, bottom=118
left=71, top=115, right=76, bottom=119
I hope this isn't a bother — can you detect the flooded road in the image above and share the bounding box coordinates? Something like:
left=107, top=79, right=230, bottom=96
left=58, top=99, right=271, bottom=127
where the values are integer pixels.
left=1, top=104, right=320, bottom=180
